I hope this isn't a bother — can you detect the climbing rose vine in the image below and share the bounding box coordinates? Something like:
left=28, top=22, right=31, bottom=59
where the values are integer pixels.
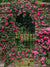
left=0, top=0, right=50, bottom=67
left=35, top=28, right=50, bottom=67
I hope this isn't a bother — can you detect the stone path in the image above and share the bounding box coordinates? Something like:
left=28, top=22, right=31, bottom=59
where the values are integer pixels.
left=0, top=61, right=40, bottom=67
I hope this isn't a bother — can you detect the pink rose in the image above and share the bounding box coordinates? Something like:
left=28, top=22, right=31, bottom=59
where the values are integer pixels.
left=13, top=29, right=15, bottom=31
left=47, top=17, right=49, bottom=19
left=28, top=49, right=30, bottom=52
left=32, top=21, right=34, bottom=23
left=10, top=21, right=13, bottom=23
left=7, top=26, right=9, bottom=29
left=22, top=51, right=24, bottom=54
left=10, top=13, right=12, bottom=16
left=18, top=2, right=20, bottom=4
left=20, top=5, right=24, bottom=8
left=31, top=10, right=33, bottom=13
left=16, top=28, right=18, bottom=32
left=42, top=21, right=44, bottom=24
left=33, top=6, right=37, bottom=8
left=25, top=4, right=27, bottom=7
left=12, top=48, right=14, bottom=52
left=5, top=17, right=8, bottom=20
left=46, top=27, right=50, bottom=31
left=34, top=56, right=36, bottom=59
left=9, top=53, right=11, bottom=57
left=34, top=47, right=37, bottom=50
left=5, top=22, right=9, bottom=25
left=42, top=64, right=46, bottom=67
left=13, top=25, right=15, bottom=28
left=37, top=11, right=40, bottom=15
left=35, top=1, right=37, bottom=4
left=44, top=15, right=46, bottom=18
left=33, top=51, right=39, bottom=55
left=10, top=10, right=12, bottom=12
left=8, top=2, right=10, bottom=5
left=12, top=53, right=15, bottom=56
left=31, top=50, right=34, bottom=53
left=1, top=39, right=3, bottom=41
left=0, top=48, right=4, bottom=51
left=43, top=46, right=47, bottom=49
left=1, top=26, right=4, bottom=29
left=0, top=44, right=3, bottom=46
left=25, top=51, right=28, bottom=54
left=22, top=10, right=25, bottom=13
left=40, top=57, right=45, bottom=61
left=16, top=56, right=19, bottom=58
left=14, top=8, right=17, bottom=11
left=19, top=11, right=21, bottom=14
left=21, top=39, right=24, bottom=41
left=41, top=3, right=43, bottom=7
left=21, top=62, right=23, bottom=63
left=12, top=57, right=15, bottom=60
left=30, top=55, right=32, bottom=58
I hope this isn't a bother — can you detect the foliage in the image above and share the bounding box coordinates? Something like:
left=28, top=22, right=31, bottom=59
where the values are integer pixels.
left=35, top=28, right=50, bottom=66
left=0, top=0, right=50, bottom=67
left=0, top=0, right=14, bottom=3
left=43, top=0, right=50, bottom=2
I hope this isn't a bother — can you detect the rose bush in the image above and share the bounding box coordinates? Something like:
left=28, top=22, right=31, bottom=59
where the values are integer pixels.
left=35, top=28, right=50, bottom=66
left=0, top=0, right=50, bottom=67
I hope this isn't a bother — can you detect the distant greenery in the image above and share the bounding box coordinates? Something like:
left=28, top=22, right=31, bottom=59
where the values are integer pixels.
left=43, top=0, right=50, bottom=2
left=0, top=0, right=50, bottom=3
left=0, top=0, right=15, bottom=3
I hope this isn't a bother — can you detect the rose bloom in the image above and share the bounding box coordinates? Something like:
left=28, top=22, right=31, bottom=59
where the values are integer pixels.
left=21, top=39, right=24, bottom=41
left=12, top=48, right=14, bottom=52
left=16, top=56, right=19, bottom=58
left=8, top=2, right=10, bottom=5
left=30, top=55, right=32, bottom=58
left=33, top=51, right=39, bottom=55
left=14, top=8, right=17, bottom=11
left=1, top=26, right=4, bottom=29
left=31, top=10, right=33, bottom=13
left=33, top=6, right=37, bottom=8
left=9, top=53, right=11, bottom=57
left=10, top=10, right=12, bottom=12
left=35, top=1, right=37, bottom=4
left=25, top=51, right=28, bottom=54
left=40, top=57, right=45, bottom=61
left=42, top=64, right=46, bottom=67
left=41, top=3, right=43, bottom=7
left=12, top=57, right=15, bottom=60
left=28, top=49, right=30, bottom=52
left=31, top=50, right=34, bottom=53
left=32, top=21, right=34, bottom=23
left=46, top=27, right=50, bottom=31
left=20, top=5, right=24, bottom=8
left=7, top=26, right=9, bottom=29
left=18, top=2, right=20, bottom=4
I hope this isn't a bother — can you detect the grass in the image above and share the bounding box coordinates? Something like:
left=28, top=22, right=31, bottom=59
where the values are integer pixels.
left=48, top=59, right=50, bottom=64
left=16, top=33, right=35, bottom=49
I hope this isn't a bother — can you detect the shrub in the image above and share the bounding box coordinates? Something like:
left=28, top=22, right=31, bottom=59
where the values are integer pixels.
left=0, top=0, right=50, bottom=66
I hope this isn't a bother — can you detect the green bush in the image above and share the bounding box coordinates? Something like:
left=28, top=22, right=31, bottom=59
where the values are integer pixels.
left=43, top=0, right=50, bottom=2
left=0, top=0, right=14, bottom=3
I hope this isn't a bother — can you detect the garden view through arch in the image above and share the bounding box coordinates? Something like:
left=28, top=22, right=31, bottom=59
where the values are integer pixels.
left=16, top=12, right=35, bottom=49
